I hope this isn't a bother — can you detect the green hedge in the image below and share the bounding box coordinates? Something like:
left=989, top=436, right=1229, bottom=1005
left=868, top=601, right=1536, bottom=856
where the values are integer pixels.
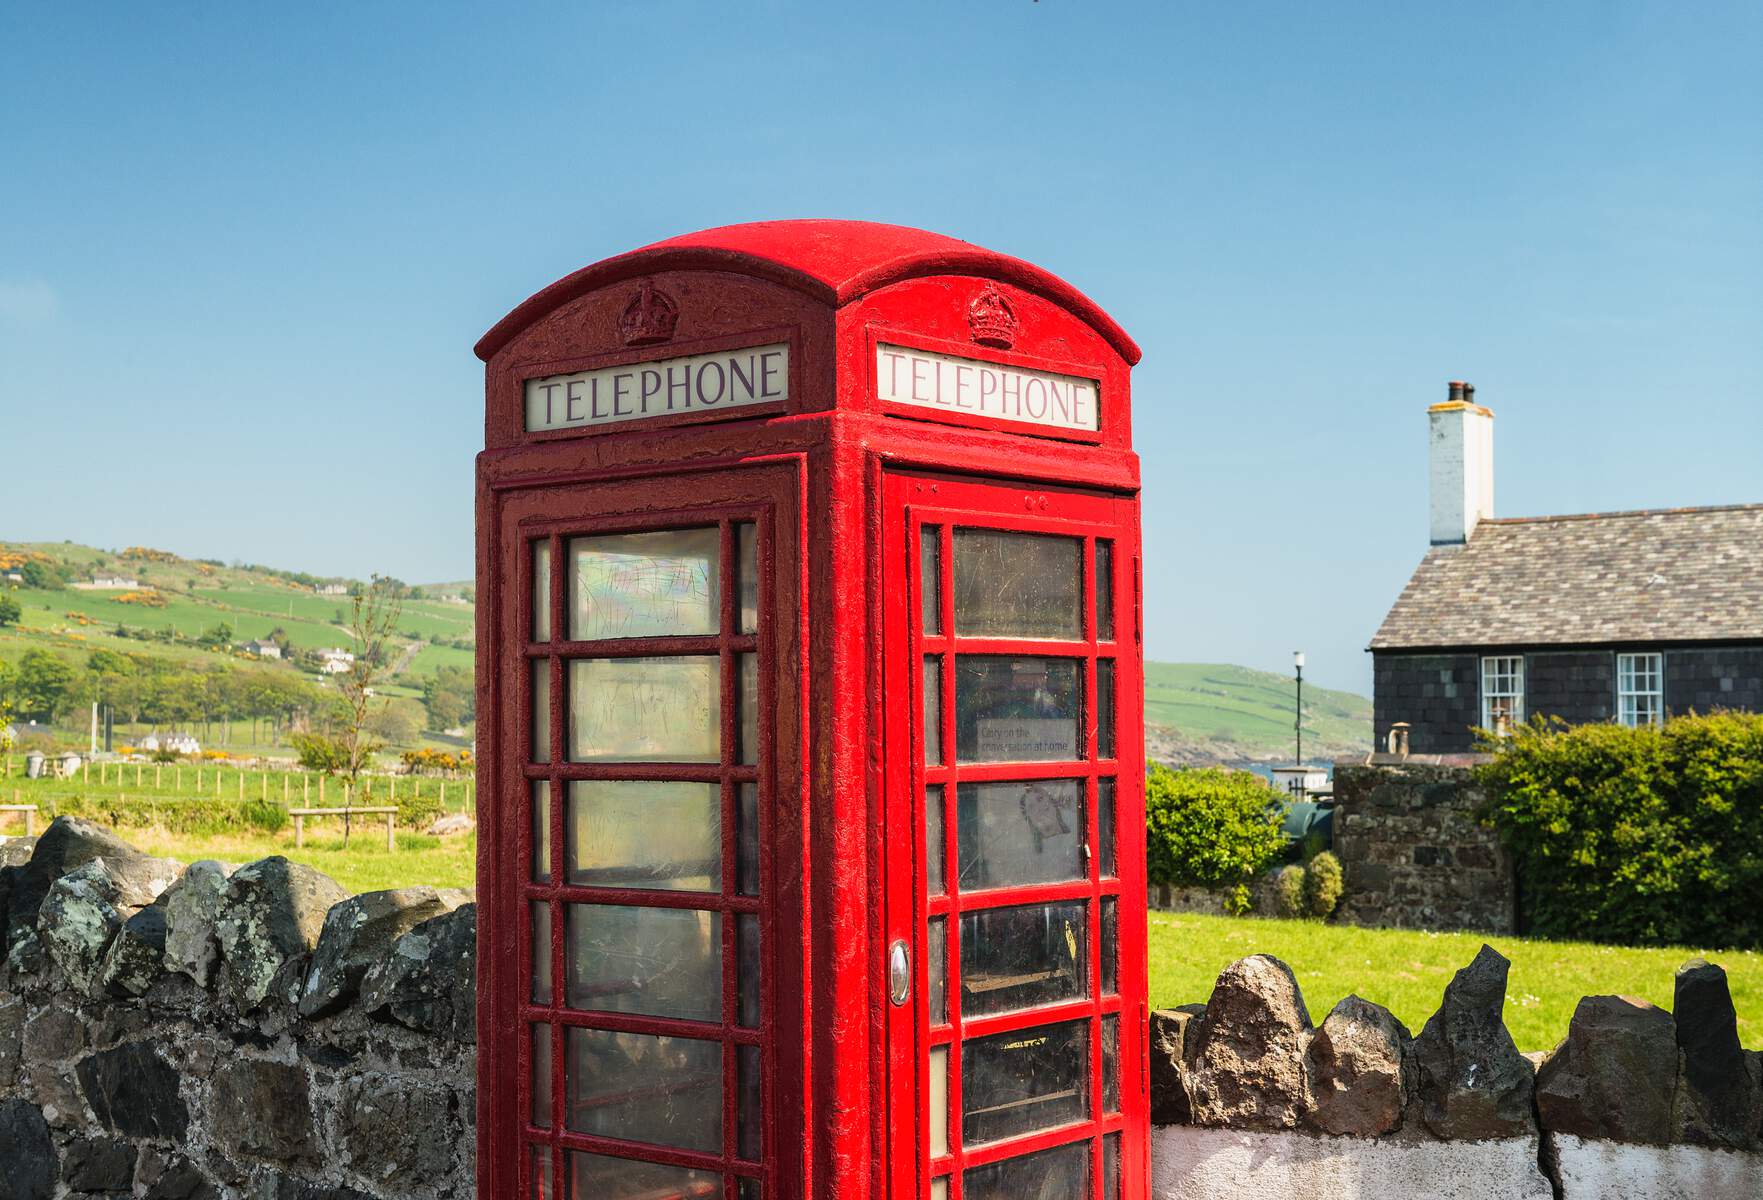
left=42, top=793, right=289, bottom=835
left=1145, top=762, right=1287, bottom=914
left=1477, top=712, right=1763, bottom=948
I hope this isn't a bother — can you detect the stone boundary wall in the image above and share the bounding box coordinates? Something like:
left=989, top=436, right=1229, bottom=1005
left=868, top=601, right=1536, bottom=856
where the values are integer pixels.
left=1152, top=949, right=1763, bottom=1199
left=0, top=820, right=475, bottom=1200
left=1331, top=755, right=1514, bottom=933
left=5, top=820, right=1761, bottom=1199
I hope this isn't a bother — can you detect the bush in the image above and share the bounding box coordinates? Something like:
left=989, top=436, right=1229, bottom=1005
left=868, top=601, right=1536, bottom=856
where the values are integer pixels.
left=1302, top=850, right=1344, bottom=918
left=1478, top=712, right=1763, bottom=948
left=1272, top=865, right=1306, bottom=918
left=1145, top=763, right=1288, bottom=915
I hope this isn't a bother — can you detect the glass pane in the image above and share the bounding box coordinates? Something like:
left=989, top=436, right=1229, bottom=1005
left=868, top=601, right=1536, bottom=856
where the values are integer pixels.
left=923, top=658, right=942, bottom=765
left=930, top=1180, right=948, bottom=1200
left=921, top=525, right=941, bottom=635
left=531, top=1023, right=552, bottom=1128
left=737, top=522, right=759, bottom=635
left=569, top=1152, right=723, bottom=1200
left=533, top=540, right=552, bottom=642
left=928, top=1047, right=950, bottom=1158
left=531, top=902, right=552, bottom=1005
left=925, top=786, right=946, bottom=897
left=1104, top=1132, right=1121, bottom=1200
left=956, top=780, right=1084, bottom=890
left=1101, top=898, right=1118, bottom=996
left=927, top=917, right=947, bottom=1024
left=739, top=653, right=759, bottom=766
left=738, top=1043, right=762, bottom=1161
left=738, top=1181, right=761, bottom=1200
left=1103, top=1014, right=1120, bottom=1112
left=1096, top=659, right=1116, bottom=760
left=964, top=1142, right=1090, bottom=1200
left=737, top=783, right=760, bottom=896
left=953, top=529, right=1081, bottom=639
left=565, top=1028, right=722, bottom=1151
left=569, top=657, right=719, bottom=762
left=738, top=913, right=761, bottom=1028
left=1095, top=540, right=1114, bottom=641
left=566, top=904, right=721, bottom=1022
left=530, top=1145, right=553, bottom=1200
left=567, top=781, right=720, bottom=891
left=955, top=656, right=1082, bottom=762
left=532, top=664, right=551, bottom=764
left=532, top=781, right=551, bottom=884
left=962, top=1018, right=1089, bottom=1144
left=959, top=901, right=1086, bottom=1017
left=1098, top=778, right=1116, bottom=878
left=569, top=528, right=719, bottom=641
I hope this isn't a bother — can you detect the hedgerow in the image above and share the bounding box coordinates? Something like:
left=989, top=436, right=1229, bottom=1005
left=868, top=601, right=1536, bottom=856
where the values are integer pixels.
left=1477, top=712, right=1763, bottom=948
left=1145, top=763, right=1287, bottom=915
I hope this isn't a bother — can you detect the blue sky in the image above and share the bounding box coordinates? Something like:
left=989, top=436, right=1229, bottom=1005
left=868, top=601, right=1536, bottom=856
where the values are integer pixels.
left=2, top=2, right=1758, bottom=693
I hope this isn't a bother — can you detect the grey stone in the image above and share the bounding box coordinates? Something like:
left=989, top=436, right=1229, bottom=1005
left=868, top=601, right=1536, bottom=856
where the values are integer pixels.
left=1411, top=944, right=1535, bottom=1140
left=6, top=818, right=171, bottom=944
left=38, top=862, right=131, bottom=992
left=160, top=860, right=236, bottom=985
left=1183, top=954, right=1312, bottom=1130
left=359, top=902, right=477, bottom=1042
left=0, top=835, right=38, bottom=867
left=1672, top=958, right=1756, bottom=1148
left=0, top=996, right=21, bottom=1085
left=0, top=1098, right=57, bottom=1200
left=1149, top=1005, right=1205, bottom=1124
left=76, top=1041, right=188, bottom=1141
left=98, top=897, right=169, bottom=996
left=136, top=1150, right=218, bottom=1200
left=334, top=1072, right=457, bottom=1190
left=23, top=1004, right=86, bottom=1065
left=6, top=925, right=45, bottom=975
left=211, top=1057, right=317, bottom=1165
left=214, top=857, right=347, bottom=1011
left=1305, top=995, right=1412, bottom=1137
left=299, top=886, right=469, bottom=1019
left=255, top=1177, right=375, bottom=1200
left=61, top=1136, right=136, bottom=1192
left=1535, top=994, right=1677, bottom=1145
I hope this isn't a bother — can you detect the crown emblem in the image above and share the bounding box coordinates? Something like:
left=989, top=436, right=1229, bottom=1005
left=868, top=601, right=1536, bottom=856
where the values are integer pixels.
left=619, top=280, right=679, bottom=346
left=968, top=284, right=1017, bottom=348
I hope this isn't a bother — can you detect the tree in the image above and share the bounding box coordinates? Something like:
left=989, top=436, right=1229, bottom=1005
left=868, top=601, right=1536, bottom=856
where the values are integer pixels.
left=421, top=665, right=475, bottom=730
left=334, top=576, right=404, bottom=844
left=15, top=649, right=76, bottom=723
left=0, top=594, right=20, bottom=627
left=366, top=697, right=424, bottom=746
left=18, top=560, right=64, bottom=589
left=199, top=621, right=234, bottom=648
left=1144, top=762, right=1288, bottom=914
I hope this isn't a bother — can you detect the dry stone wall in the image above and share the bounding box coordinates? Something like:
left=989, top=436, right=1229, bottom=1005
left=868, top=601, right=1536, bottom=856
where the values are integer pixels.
left=0, top=819, right=475, bottom=1200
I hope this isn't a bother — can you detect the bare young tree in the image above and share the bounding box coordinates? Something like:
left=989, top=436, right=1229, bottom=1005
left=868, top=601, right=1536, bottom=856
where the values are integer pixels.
left=336, top=576, right=403, bottom=845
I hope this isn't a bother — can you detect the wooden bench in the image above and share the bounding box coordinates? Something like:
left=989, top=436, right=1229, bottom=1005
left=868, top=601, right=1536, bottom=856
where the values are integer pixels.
left=288, top=806, right=399, bottom=851
left=0, top=804, right=37, bottom=836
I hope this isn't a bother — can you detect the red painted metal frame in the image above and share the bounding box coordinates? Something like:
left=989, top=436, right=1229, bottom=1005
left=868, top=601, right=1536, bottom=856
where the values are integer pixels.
left=478, top=221, right=1144, bottom=1200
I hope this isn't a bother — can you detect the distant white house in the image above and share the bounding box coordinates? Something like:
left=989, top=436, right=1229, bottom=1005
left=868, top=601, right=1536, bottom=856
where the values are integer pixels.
left=316, top=583, right=349, bottom=596
left=1269, top=765, right=1331, bottom=800
left=242, top=639, right=283, bottom=659
left=139, top=731, right=201, bottom=756
left=2, top=572, right=21, bottom=584
left=318, top=647, right=357, bottom=674
left=79, top=576, right=140, bottom=590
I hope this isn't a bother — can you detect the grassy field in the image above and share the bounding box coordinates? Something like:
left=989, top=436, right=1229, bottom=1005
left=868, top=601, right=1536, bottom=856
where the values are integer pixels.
left=1144, top=662, right=1372, bottom=761
left=116, top=827, right=477, bottom=893
left=1150, top=910, right=1763, bottom=1052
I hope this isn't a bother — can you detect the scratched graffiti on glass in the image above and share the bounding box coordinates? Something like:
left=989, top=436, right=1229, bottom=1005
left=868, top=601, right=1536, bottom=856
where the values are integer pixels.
left=567, top=904, right=722, bottom=1021
left=569, top=657, right=720, bottom=762
left=566, top=1027, right=723, bottom=1152
left=570, top=528, right=720, bottom=640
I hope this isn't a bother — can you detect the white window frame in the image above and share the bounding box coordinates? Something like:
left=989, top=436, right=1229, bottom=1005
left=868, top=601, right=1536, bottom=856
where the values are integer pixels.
left=1617, top=652, right=1664, bottom=727
left=1481, top=655, right=1524, bottom=735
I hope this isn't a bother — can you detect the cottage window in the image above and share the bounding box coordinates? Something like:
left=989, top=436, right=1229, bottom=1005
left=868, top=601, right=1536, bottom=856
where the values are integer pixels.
left=1617, top=652, right=1664, bottom=727
left=1480, top=656, right=1524, bottom=735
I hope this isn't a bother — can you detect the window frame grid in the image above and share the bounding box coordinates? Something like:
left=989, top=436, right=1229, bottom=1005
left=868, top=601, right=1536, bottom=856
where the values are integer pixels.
left=1616, top=651, right=1664, bottom=728
left=1480, top=655, right=1525, bottom=734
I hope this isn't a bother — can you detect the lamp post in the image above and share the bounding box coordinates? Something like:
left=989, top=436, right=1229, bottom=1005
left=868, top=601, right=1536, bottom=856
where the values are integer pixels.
left=1293, top=650, right=1305, bottom=766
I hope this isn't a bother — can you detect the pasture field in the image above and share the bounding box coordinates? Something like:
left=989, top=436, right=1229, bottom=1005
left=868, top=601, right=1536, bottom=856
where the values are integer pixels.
left=1144, top=662, right=1371, bottom=759
left=1150, top=910, right=1763, bottom=1052
left=115, top=827, right=477, bottom=893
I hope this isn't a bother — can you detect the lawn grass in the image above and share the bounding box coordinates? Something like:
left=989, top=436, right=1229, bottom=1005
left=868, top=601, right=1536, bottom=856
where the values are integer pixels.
left=1150, top=910, right=1763, bottom=1052
left=114, top=827, right=477, bottom=893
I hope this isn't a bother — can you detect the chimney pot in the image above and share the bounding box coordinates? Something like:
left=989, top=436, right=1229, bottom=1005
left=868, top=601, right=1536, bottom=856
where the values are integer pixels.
left=1448, top=380, right=1466, bottom=403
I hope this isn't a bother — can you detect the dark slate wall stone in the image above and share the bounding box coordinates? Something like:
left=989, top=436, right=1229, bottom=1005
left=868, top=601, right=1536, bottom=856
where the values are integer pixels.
left=210, top=1058, right=318, bottom=1166
left=75, top=1041, right=188, bottom=1142
left=0, top=1099, right=58, bottom=1200
left=1372, top=653, right=1480, bottom=754
left=1526, top=651, right=1615, bottom=726
left=61, top=1136, right=137, bottom=1192
left=1665, top=647, right=1763, bottom=718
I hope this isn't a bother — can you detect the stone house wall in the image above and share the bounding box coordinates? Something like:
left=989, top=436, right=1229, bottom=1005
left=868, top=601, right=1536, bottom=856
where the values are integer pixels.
left=1331, top=756, right=1513, bottom=934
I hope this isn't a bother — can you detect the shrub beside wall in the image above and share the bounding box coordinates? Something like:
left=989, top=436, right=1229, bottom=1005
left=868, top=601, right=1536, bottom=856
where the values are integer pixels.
left=1477, top=712, right=1763, bottom=948
left=1145, top=763, right=1286, bottom=915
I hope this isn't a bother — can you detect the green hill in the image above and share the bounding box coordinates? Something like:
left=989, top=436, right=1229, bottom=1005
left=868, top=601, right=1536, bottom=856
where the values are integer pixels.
left=1144, top=661, right=1371, bottom=764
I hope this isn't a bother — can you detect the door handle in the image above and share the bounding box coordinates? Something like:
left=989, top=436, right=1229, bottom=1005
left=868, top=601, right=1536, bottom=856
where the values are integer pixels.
left=888, top=939, right=911, bottom=1006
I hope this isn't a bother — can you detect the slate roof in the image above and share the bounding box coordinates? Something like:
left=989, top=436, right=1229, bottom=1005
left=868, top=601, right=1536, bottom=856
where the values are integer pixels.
left=1370, top=504, right=1763, bottom=650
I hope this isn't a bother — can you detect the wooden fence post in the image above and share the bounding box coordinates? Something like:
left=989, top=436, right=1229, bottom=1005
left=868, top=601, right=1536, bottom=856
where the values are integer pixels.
left=386, top=811, right=395, bottom=852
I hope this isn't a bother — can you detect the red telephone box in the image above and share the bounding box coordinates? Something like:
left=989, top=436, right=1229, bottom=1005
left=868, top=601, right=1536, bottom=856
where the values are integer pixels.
left=475, top=221, right=1146, bottom=1200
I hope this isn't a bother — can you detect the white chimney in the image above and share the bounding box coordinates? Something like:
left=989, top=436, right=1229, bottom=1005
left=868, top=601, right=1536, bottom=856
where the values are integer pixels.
left=1429, top=381, right=1494, bottom=545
